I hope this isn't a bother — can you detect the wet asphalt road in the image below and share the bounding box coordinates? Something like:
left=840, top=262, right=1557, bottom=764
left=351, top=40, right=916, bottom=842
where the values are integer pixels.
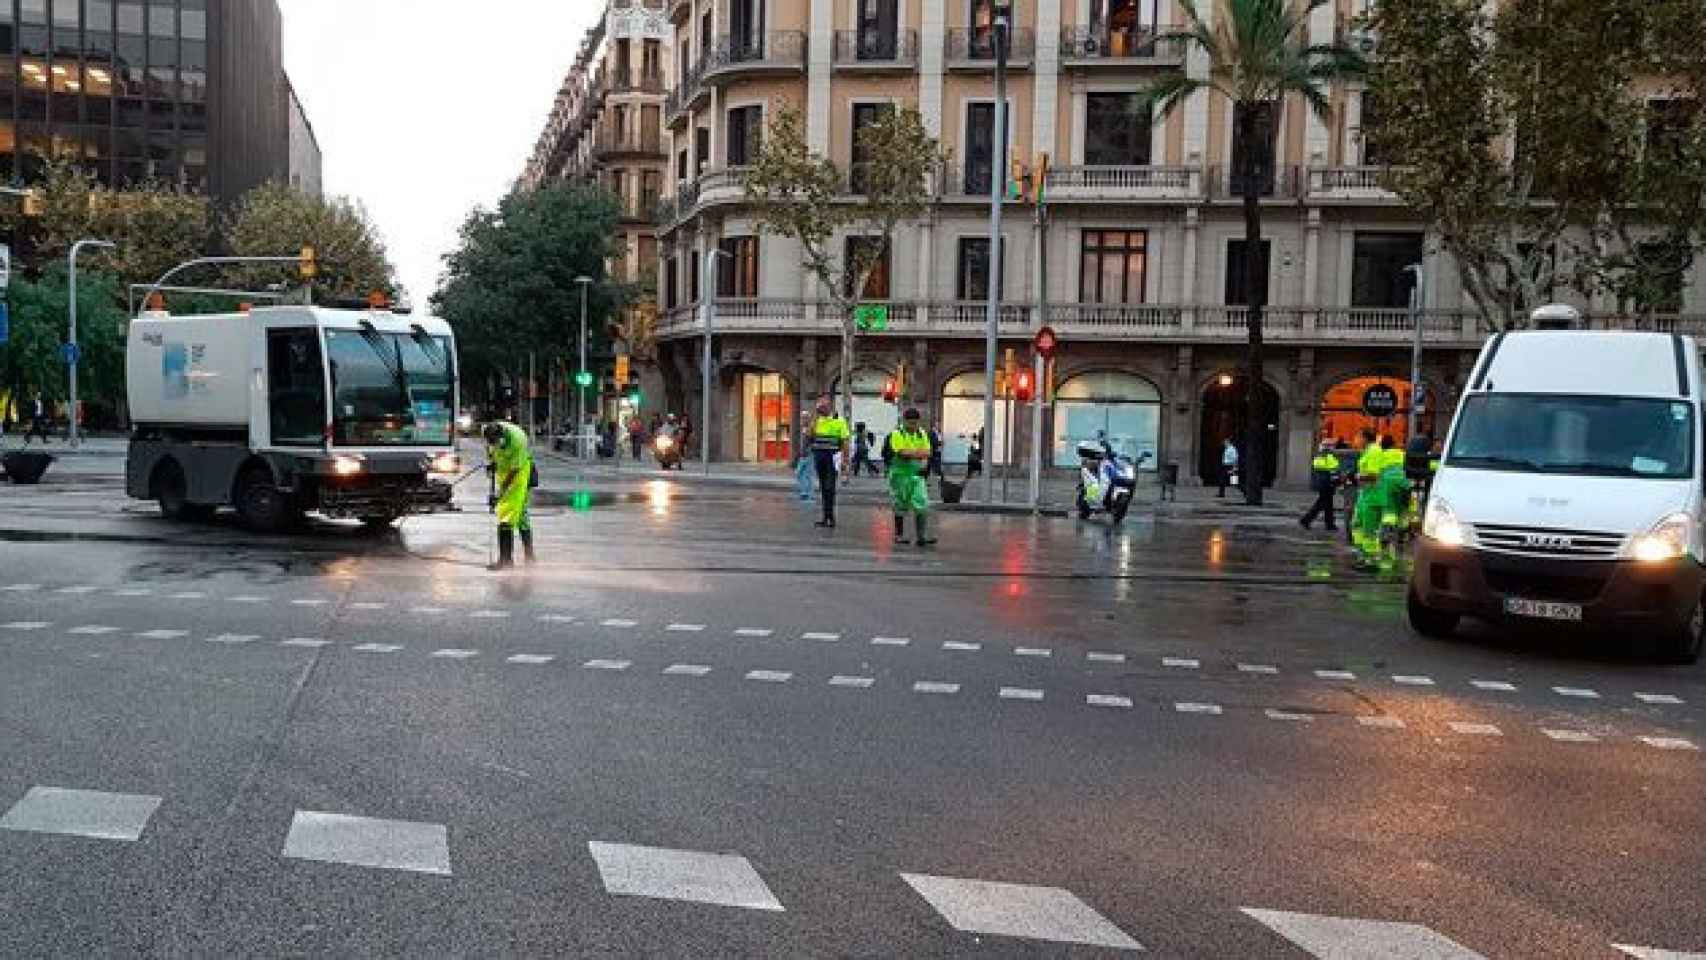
left=0, top=461, right=1702, bottom=958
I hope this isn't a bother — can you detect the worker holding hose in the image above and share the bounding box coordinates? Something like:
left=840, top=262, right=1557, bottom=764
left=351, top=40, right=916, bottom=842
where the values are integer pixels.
left=483, top=421, right=536, bottom=570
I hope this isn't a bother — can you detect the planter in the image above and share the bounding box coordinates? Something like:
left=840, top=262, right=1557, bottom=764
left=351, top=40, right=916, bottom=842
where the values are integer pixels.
left=2, top=451, right=55, bottom=484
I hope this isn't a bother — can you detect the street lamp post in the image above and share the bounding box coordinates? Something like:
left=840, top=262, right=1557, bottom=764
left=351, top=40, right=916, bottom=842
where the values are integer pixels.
left=701, top=249, right=731, bottom=475
left=68, top=239, right=117, bottom=448
left=980, top=0, right=1011, bottom=503
left=1404, top=262, right=1425, bottom=439
left=575, top=276, right=593, bottom=457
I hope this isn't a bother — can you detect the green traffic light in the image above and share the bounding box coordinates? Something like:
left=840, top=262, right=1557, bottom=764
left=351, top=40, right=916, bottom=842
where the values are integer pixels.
left=575, top=371, right=594, bottom=388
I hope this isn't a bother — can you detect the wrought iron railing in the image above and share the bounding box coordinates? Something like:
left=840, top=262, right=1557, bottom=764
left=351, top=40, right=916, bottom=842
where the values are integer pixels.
left=701, top=31, right=808, bottom=78
left=832, top=29, right=920, bottom=66
left=1058, top=27, right=1184, bottom=63
left=945, top=27, right=1036, bottom=63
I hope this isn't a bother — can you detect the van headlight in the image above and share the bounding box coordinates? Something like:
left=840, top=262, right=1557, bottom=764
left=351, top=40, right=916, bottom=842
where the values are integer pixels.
left=331, top=455, right=365, bottom=477
left=429, top=453, right=460, bottom=475
left=1422, top=497, right=1471, bottom=547
left=1631, top=513, right=1693, bottom=563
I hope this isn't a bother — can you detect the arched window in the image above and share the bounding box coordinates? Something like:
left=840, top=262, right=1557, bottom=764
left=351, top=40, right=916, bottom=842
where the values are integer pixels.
left=1053, top=371, right=1163, bottom=468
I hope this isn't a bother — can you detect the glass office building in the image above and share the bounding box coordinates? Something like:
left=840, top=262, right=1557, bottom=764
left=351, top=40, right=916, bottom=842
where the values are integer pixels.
left=0, top=0, right=290, bottom=201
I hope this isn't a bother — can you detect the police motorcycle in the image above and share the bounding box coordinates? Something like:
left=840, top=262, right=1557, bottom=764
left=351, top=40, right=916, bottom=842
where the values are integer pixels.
left=1076, top=433, right=1147, bottom=524
left=653, top=423, right=685, bottom=470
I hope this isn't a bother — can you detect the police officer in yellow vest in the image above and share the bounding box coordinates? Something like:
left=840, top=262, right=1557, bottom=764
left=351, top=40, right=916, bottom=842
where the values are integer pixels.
left=809, top=394, right=850, bottom=528
left=483, top=421, right=535, bottom=570
left=887, top=408, right=937, bottom=546
left=1299, top=439, right=1341, bottom=531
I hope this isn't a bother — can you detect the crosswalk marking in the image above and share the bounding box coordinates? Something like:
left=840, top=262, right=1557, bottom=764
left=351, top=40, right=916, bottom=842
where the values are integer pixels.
left=745, top=670, right=792, bottom=683
left=1162, top=657, right=1200, bottom=669
left=914, top=681, right=959, bottom=695
left=282, top=811, right=451, bottom=876
left=1392, top=675, right=1436, bottom=686
left=507, top=654, right=555, bottom=665
left=431, top=649, right=480, bottom=659
left=1315, top=669, right=1356, bottom=680
left=1175, top=702, right=1222, bottom=715
left=901, top=872, right=1141, bottom=950
left=1638, top=737, right=1699, bottom=751
left=281, top=638, right=331, bottom=648
left=1086, top=652, right=1126, bottom=663
left=1553, top=686, right=1600, bottom=699
left=1543, top=729, right=1599, bottom=743
left=588, top=841, right=784, bottom=911
left=663, top=663, right=712, bottom=676
left=1471, top=680, right=1518, bottom=692
left=1635, top=693, right=1685, bottom=705
left=137, top=630, right=189, bottom=640
left=1614, top=944, right=1706, bottom=959
left=1358, top=715, right=1406, bottom=729
left=802, top=632, right=840, bottom=641
left=1242, top=907, right=1485, bottom=958
left=1449, top=722, right=1503, bottom=737
left=1087, top=694, right=1132, bottom=708
left=0, top=786, right=162, bottom=842
left=584, top=659, right=631, bottom=671
left=829, top=675, right=875, bottom=688
left=68, top=625, right=120, bottom=635
left=999, top=687, right=1043, bottom=701
left=353, top=643, right=403, bottom=654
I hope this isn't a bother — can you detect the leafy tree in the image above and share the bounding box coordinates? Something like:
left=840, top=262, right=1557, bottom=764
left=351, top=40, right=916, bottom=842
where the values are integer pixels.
left=1145, top=0, right=1364, bottom=505
left=223, top=182, right=398, bottom=303
left=744, top=105, right=941, bottom=422
left=0, top=268, right=128, bottom=428
left=431, top=181, right=621, bottom=408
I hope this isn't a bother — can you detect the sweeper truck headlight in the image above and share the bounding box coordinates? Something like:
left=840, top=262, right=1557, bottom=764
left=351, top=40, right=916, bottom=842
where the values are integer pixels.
left=332, top=455, right=365, bottom=477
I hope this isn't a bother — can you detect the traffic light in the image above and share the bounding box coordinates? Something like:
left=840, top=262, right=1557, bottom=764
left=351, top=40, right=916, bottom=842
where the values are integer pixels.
left=574, top=370, right=594, bottom=388
left=299, top=245, right=318, bottom=280
left=1013, top=368, right=1035, bottom=403
left=626, top=387, right=643, bottom=405
left=882, top=378, right=898, bottom=404
left=614, top=354, right=631, bottom=387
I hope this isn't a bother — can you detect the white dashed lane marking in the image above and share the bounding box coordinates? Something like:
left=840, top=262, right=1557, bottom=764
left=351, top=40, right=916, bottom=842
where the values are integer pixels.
left=1635, top=693, right=1685, bottom=705
left=1264, top=709, right=1313, bottom=723
left=55, top=586, right=99, bottom=595
left=136, top=630, right=189, bottom=640
left=1175, top=702, right=1222, bottom=715
left=1238, top=663, right=1278, bottom=675
left=942, top=641, right=980, bottom=651
left=205, top=634, right=259, bottom=645
left=292, top=599, right=329, bottom=607
left=348, top=602, right=387, bottom=610
left=588, top=841, right=784, bottom=912
left=410, top=606, right=447, bottom=615
left=667, top=623, right=706, bottom=633
left=2, top=622, right=50, bottom=631
left=1162, top=657, right=1200, bottom=669
left=734, top=628, right=773, bottom=638
left=1358, top=716, right=1405, bottom=729
left=1471, top=680, right=1518, bottom=692
left=169, top=592, right=206, bottom=600
left=999, top=687, right=1044, bottom=701
left=1392, top=675, right=1435, bottom=686
left=469, top=610, right=510, bottom=620
left=0, top=787, right=162, bottom=842
left=507, top=654, right=555, bottom=665
left=584, top=659, right=632, bottom=671
left=801, top=632, right=840, bottom=642
left=663, top=663, right=712, bottom=676
left=871, top=636, right=910, bottom=646
left=913, top=681, right=959, bottom=695
left=431, top=649, right=480, bottom=659
left=1013, top=647, right=1051, bottom=658
left=1638, top=737, right=1699, bottom=751
left=536, top=614, right=575, bottom=624
left=229, top=596, right=266, bottom=604
left=1543, top=729, right=1599, bottom=743
left=1086, top=652, right=1125, bottom=663
left=1314, top=669, right=1356, bottom=681
left=1449, top=722, right=1503, bottom=737
left=1087, top=694, right=1132, bottom=709
left=901, top=873, right=1141, bottom=951
left=602, top=619, right=637, bottom=628
left=1553, top=686, right=1600, bottom=699
left=281, top=638, right=332, bottom=648
left=112, top=589, right=152, bottom=597
left=352, top=643, right=403, bottom=654
left=282, top=811, right=452, bottom=876
left=745, top=670, right=792, bottom=683
left=0, top=584, right=40, bottom=592
left=829, top=675, right=875, bottom=688
left=68, top=626, right=120, bottom=635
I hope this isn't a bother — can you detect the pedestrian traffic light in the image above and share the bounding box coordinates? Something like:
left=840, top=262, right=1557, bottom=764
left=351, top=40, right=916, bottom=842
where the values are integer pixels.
left=626, top=387, right=642, bottom=405
left=575, top=370, right=593, bottom=388
left=882, top=378, right=898, bottom=404
left=614, top=354, right=630, bottom=387
left=1013, top=368, right=1035, bottom=403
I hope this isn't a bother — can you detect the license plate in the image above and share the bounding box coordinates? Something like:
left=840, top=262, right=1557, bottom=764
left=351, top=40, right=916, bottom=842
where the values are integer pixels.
left=1503, top=597, right=1583, bottom=621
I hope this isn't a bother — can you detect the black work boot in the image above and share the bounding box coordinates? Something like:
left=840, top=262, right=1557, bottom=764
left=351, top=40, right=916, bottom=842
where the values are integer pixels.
left=915, top=515, right=937, bottom=546
left=519, top=527, right=537, bottom=564
left=893, top=514, right=907, bottom=543
left=488, top=525, right=515, bottom=571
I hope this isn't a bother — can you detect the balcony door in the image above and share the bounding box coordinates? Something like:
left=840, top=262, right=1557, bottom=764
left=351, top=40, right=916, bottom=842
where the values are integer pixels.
left=964, top=101, right=997, bottom=195
left=1085, top=93, right=1151, bottom=166
left=730, top=0, right=764, bottom=58
left=857, top=0, right=899, bottom=59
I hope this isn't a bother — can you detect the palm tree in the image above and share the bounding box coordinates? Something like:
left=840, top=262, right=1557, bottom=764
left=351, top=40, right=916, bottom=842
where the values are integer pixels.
left=1145, top=0, right=1364, bottom=505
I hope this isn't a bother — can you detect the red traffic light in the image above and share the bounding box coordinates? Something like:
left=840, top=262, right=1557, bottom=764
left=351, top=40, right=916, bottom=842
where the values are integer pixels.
left=882, top=378, right=898, bottom=403
left=1013, top=369, right=1036, bottom=403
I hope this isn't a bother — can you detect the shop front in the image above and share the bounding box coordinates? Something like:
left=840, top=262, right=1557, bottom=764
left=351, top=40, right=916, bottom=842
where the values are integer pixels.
left=1051, top=371, right=1162, bottom=469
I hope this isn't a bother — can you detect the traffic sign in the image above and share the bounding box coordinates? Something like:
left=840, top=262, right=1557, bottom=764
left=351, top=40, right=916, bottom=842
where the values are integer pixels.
left=1034, top=324, right=1058, bottom=359
left=0, top=244, right=12, bottom=290
left=853, top=303, right=889, bottom=331
left=61, top=342, right=81, bottom=366
left=1361, top=383, right=1399, bottom=418
left=0, top=302, right=8, bottom=345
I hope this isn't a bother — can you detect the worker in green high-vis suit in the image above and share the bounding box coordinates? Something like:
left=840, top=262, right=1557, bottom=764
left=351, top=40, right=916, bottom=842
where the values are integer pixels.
left=886, top=407, right=937, bottom=546
left=483, top=421, right=535, bottom=570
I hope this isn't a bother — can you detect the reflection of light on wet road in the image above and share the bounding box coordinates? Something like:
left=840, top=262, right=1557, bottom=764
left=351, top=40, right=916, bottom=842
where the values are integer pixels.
left=1208, top=531, right=1225, bottom=568
left=647, top=480, right=672, bottom=517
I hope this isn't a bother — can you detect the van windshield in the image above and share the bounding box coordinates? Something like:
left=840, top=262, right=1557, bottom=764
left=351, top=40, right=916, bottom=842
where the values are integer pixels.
left=324, top=328, right=456, bottom=446
left=1447, top=394, right=1695, bottom=480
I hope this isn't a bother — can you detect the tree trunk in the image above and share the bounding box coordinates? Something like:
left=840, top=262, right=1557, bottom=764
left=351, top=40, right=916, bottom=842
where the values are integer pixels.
left=1239, top=107, right=1267, bottom=507
left=841, top=318, right=857, bottom=429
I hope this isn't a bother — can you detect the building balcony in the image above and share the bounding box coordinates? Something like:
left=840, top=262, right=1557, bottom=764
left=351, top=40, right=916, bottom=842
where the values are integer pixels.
left=663, top=61, right=707, bottom=128
left=701, top=31, right=808, bottom=84
left=653, top=300, right=1491, bottom=346
left=620, top=194, right=663, bottom=224
left=1207, top=164, right=1303, bottom=201
left=832, top=29, right=920, bottom=71
left=610, top=73, right=668, bottom=96
left=593, top=126, right=664, bottom=160
left=1303, top=165, right=1406, bottom=203
left=1058, top=27, right=1184, bottom=68
left=656, top=166, right=750, bottom=230
left=945, top=27, right=1035, bottom=70
left=1045, top=165, right=1203, bottom=201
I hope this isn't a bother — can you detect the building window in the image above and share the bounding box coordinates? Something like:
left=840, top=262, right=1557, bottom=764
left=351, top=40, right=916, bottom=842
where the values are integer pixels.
left=843, top=236, right=891, bottom=299
left=642, top=39, right=662, bottom=85
left=849, top=102, right=892, bottom=194
left=689, top=251, right=701, bottom=302
left=664, top=256, right=678, bottom=309
left=1224, top=239, right=1271, bottom=306
left=726, top=105, right=761, bottom=166
left=676, top=149, right=688, bottom=182
left=957, top=237, right=1005, bottom=300
left=1080, top=230, right=1147, bottom=304
left=1085, top=94, right=1151, bottom=166
left=694, top=127, right=709, bottom=174
left=1230, top=100, right=1277, bottom=197
left=963, top=101, right=998, bottom=195
left=1357, top=90, right=1384, bottom=165
left=718, top=236, right=759, bottom=297
left=856, top=0, right=900, bottom=59
left=641, top=170, right=661, bottom=212
left=1350, top=232, right=1424, bottom=308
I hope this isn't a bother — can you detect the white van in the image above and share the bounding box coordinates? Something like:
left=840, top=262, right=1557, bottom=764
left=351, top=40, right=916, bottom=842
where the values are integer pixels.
left=1408, top=328, right=1706, bottom=663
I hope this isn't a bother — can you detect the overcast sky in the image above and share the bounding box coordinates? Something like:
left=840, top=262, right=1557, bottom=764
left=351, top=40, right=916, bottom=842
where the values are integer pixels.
left=277, top=0, right=600, bottom=309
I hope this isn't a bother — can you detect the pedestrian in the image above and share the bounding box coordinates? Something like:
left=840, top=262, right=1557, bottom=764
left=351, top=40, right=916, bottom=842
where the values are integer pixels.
left=483, top=420, right=536, bottom=571
left=966, top=428, right=984, bottom=479
left=628, top=416, right=645, bottom=460
left=807, top=394, right=849, bottom=528
left=887, top=408, right=937, bottom=546
left=25, top=392, right=50, bottom=445
left=794, top=415, right=816, bottom=501
left=1350, top=428, right=1385, bottom=562
left=926, top=426, right=943, bottom=480
left=1217, top=438, right=1239, bottom=497
left=850, top=422, right=876, bottom=477
left=679, top=414, right=693, bottom=459
left=1299, top=439, right=1341, bottom=531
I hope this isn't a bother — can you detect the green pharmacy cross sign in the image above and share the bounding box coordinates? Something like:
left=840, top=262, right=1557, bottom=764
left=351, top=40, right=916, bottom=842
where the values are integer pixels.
left=853, top=303, right=889, bottom=332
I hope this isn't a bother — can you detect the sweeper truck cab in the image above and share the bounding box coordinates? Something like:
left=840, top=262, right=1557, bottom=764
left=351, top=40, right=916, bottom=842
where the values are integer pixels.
left=125, top=303, right=461, bottom=531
